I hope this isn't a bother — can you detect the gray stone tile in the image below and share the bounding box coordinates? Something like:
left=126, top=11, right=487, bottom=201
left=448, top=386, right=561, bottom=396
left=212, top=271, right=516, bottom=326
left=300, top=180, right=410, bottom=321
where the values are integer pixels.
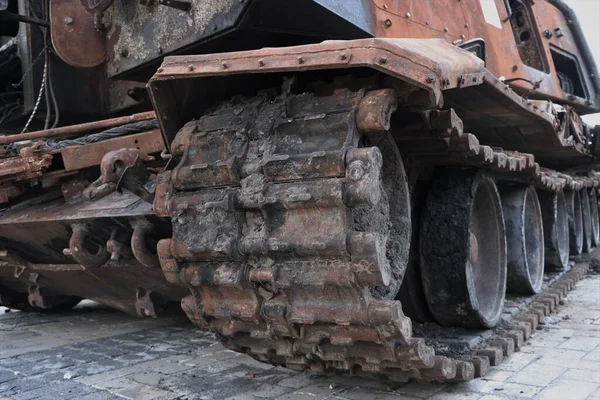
left=562, top=368, right=600, bottom=383
left=507, top=363, right=566, bottom=386
left=536, top=377, right=598, bottom=400
left=1, top=266, right=600, bottom=400
left=11, top=380, right=96, bottom=400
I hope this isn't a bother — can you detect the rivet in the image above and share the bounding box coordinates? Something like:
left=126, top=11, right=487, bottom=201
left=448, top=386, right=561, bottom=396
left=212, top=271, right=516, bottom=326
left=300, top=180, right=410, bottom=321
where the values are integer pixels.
left=512, top=65, right=518, bottom=72
left=426, top=75, right=436, bottom=83
left=339, top=53, right=347, bottom=60
left=157, top=67, right=163, bottom=73
left=64, top=17, right=73, bottom=25
left=222, top=62, right=228, bottom=69
left=444, top=27, right=449, bottom=32
left=384, top=19, right=392, bottom=28
left=258, top=59, right=265, bottom=66
left=464, top=23, right=469, bottom=28
left=383, top=3, right=388, bottom=9
left=405, top=12, right=411, bottom=18
left=297, top=56, right=305, bottom=64
left=378, top=56, right=388, bottom=64
left=188, top=64, right=194, bottom=71
left=460, top=34, right=466, bottom=40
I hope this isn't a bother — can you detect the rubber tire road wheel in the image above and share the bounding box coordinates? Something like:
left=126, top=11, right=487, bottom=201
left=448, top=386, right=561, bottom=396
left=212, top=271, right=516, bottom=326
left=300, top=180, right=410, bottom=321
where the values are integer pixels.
left=420, top=168, right=507, bottom=329
left=538, top=190, right=569, bottom=271
left=500, top=185, right=544, bottom=294
left=566, top=190, right=583, bottom=255
left=589, top=189, right=600, bottom=246
left=581, top=189, right=593, bottom=252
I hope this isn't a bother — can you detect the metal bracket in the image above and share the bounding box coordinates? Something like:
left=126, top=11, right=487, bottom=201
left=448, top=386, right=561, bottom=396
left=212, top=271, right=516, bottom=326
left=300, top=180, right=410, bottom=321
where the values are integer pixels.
left=458, top=72, right=486, bottom=88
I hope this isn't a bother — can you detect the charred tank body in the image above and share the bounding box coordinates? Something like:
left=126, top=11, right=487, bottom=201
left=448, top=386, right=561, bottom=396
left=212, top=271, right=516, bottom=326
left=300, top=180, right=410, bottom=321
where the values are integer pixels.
left=1, top=0, right=599, bottom=382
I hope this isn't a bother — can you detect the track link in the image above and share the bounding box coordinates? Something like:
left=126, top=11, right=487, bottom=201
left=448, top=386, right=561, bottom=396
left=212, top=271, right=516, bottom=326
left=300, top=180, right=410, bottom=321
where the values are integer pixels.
left=155, top=82, right=599, bottom=382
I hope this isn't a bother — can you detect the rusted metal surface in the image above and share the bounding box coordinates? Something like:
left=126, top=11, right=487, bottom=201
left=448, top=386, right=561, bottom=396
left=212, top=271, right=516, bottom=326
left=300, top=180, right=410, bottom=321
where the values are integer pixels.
left=370, top=0, right=598, bottom=111
left=149, top=38, right=485, bottom=147
left=130, top=218, right=160, bottom=268
left=156, top=86, right=429, bottom=380
left=148, top=77, right=600, bottom=382
left=134, top=288, right=165, bottom=318
left=394, top=109, right=598, bottom=192
left=68, top=223, right=111, bottom=268
left=0, top=111, right=156, bottom=145
left=0, top=185, right=24, bottom=204
left=50, top=0, right=106, bottom=68
left=0, top=190, right=153, bottom=224
left=1, top=0, right=599, bottom=385
left=103, top=0, right=246, bottom=77
left=149, top=38, right=593, bottom=166
left=82, top=148, right=148, bottom=201
left=356, top=88, right=398, bottom=132
left=59, top=129, right=164, bottom=171
left=0, top=158, right=184, bottom=315
left=0, top=145, right=53, bottom=204
left=0, top=146, right=52, bottom=182
left=442, top=73, right=592, bottom=165
left=0, top=253, right=186, bottom=315
left=0, top=133, right=161, bottom=206
left=107, top=80, right=150, bottom=114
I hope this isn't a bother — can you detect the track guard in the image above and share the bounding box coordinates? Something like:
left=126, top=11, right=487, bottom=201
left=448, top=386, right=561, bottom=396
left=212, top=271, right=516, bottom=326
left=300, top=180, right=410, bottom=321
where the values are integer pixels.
left=148, top=38, right=485, bottom=151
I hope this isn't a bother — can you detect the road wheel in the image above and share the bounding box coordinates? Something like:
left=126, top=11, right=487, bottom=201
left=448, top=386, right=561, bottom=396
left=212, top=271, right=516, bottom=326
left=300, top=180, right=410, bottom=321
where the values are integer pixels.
left=500, top=185, right=544, bottom=294
left=420, top=168, right=506, bottom=329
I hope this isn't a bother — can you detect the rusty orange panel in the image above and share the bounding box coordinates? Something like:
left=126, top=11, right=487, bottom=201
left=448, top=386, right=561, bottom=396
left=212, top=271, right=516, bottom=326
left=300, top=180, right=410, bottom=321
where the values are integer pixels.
left=60, top=129, right=164, bottom=171
left=370, top=0, right=595, bottom=110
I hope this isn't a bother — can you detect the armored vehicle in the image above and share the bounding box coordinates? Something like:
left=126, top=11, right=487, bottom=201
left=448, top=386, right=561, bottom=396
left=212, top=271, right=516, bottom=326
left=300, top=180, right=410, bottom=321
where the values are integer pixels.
left=1, top=0, right=599, bottom=381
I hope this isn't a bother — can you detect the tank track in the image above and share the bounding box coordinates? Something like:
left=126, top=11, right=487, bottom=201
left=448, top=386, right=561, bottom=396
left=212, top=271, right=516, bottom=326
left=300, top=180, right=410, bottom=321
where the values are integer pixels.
left=155, top=82, right=599, bottom=382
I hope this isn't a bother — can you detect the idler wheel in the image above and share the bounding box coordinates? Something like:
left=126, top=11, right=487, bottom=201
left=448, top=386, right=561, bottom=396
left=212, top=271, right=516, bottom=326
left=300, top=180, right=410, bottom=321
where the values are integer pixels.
left=420, top=168, right=506, bottom=329
left=589, top=189, right=600, bottom=246
left=500, top=185, right=544, bottom=294
left=566, top=190, right=583, bottom=255
left=538, top=190, right=569, bottom=271
left=581, top=189, right=593, bottom=252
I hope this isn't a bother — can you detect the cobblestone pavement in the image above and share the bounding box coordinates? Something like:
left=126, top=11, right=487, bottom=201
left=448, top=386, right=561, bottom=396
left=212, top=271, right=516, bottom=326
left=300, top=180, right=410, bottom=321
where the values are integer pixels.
left=1, top=274, right=599, bottom=400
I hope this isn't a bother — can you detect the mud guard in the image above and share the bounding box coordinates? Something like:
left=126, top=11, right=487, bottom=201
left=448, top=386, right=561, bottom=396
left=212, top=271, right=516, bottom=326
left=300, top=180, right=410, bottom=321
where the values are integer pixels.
left=148, top=38, right=485, bottom=151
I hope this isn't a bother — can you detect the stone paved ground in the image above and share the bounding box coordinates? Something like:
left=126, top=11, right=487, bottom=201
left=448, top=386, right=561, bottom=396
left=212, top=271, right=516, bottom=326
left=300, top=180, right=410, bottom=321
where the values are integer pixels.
left=0, top=274, right=599, bottom=400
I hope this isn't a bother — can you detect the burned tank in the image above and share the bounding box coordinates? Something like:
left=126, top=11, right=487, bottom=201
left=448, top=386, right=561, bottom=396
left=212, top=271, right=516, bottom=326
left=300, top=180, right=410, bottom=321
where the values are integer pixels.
left=1, top=0, right=599, bottom=382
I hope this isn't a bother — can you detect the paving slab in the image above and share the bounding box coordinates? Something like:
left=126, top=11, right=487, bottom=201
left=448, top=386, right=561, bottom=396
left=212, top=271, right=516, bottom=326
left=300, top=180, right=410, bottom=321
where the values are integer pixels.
left=1, top=274, right=599, bottom=400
